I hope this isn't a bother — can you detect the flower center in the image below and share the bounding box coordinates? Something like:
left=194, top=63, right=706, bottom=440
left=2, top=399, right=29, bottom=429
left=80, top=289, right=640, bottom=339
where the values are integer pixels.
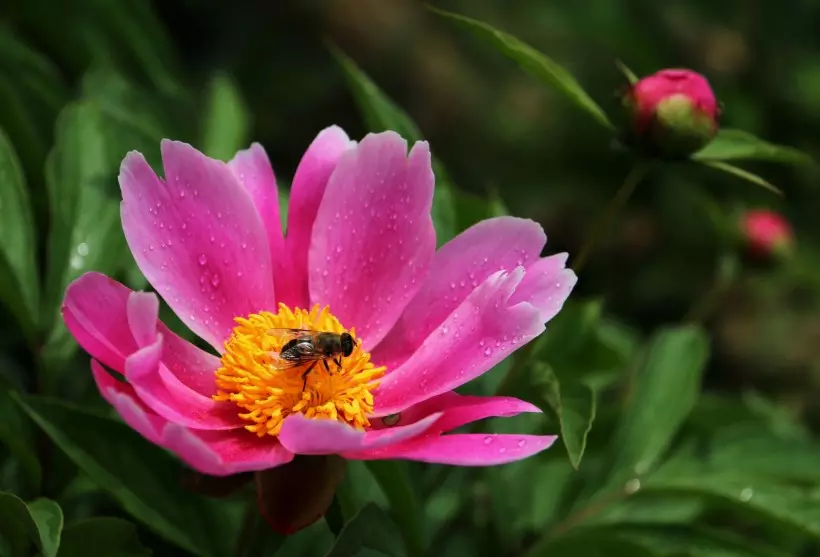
left=213, top=304, right=385, bottom=437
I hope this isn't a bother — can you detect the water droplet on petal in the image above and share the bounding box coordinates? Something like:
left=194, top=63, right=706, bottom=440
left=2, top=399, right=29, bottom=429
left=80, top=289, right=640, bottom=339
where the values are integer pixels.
left=483, top=436, right=493, bottom=445
left=210, top=273, right=221, bottom=287
left=517, top=439, right=526, bottom=447
left=499, top=447, right=507, bottom=454
left=484, top=346, right=493, bottom=356
left=198, top=254, right=207, bottom=266
left=739, top=487, right=753, bottom=501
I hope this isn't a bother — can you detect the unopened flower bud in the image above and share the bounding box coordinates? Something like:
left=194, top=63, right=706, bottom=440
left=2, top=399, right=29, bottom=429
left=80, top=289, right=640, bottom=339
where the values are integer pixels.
left=741, top=210, right=794, bottom=260
left=622, top=69, right=719, bottom=158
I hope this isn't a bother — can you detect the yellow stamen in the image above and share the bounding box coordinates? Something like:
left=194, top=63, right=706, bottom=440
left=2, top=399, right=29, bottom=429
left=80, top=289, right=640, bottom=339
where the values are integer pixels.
left=213, top=303, right=385, bottom=437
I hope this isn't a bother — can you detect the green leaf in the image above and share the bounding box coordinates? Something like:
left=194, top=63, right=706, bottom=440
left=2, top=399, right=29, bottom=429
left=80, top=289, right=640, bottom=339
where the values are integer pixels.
left=645, top=467, right=820, bottom=541
left=15, top=394, right=224, bottom=556
left=524, top=530, right=657, bottom=557
left=235, top=509, right=285, bottom=557
left=326, top=503, right=406, bottom=557
left=365, top=461, right=425, bottom=557
left=616, top=524, right=791, bottom=557
left=536, top=364, right=597, bottom=468
left=201, top=72, right=250, bottom=162
left=0, top=126, right=38, bottom=342
left=0, top=492, right=41, bottom=557
left=27, top=498, right=62, bottom=557
left=331, top=45, right=458, bottom=245
left=57, top=518, right=151, bottom=557
left=0, top=381, right=41, bottom=492
left=615, top=60, right=639, bottom=84
left=701, top=160, right=783, bottom=195
left=429, top=6, right=613, bottom=131
left=608, top=325, right=709, bottom=480
left=693, top=128, right=813, bottom=165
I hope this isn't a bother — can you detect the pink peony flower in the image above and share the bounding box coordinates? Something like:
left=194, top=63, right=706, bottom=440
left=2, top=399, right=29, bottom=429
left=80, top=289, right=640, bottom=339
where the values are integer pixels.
left=62, top=128, right=575, bottom=480
left=741, top=209, right=794, bottom=259
left=623, top=68, right=719, bottom=157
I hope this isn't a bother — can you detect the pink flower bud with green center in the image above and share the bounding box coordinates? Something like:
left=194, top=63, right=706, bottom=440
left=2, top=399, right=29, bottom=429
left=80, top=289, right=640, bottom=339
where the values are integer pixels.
left=623, top=69, right=719, bottom=158
left=741, top=210, right=794, bottom=260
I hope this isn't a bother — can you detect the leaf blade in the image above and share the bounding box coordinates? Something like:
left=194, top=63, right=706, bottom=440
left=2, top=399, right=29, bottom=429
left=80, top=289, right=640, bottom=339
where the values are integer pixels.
left=26, top=498, right=63, bottom=557
left=429, top=6, right=613, bottom=131
left=693, top=128, right=813, bottom=165
left=702, top=160, right=784, bottom=196
left=326, top=503, right=406, bottom=557
left=57, top=517, right=152, bottom=557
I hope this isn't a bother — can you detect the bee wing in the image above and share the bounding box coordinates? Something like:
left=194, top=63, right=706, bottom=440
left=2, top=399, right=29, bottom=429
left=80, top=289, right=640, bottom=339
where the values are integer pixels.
left=265, top=327, right=316, bottom=342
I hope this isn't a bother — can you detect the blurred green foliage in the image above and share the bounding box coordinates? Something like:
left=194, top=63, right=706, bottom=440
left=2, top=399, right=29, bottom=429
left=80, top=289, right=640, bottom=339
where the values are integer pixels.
left=2, top=1, right=820, bottom=556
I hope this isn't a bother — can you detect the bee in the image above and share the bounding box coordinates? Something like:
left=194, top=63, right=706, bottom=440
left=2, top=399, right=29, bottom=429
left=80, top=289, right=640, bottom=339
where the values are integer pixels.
left=266, top=328, right=357, bottom=391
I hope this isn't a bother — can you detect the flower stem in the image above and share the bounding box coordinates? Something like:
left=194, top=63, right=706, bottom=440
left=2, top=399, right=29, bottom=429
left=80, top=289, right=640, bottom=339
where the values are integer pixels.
left=573, top=162, right=651, bottom=273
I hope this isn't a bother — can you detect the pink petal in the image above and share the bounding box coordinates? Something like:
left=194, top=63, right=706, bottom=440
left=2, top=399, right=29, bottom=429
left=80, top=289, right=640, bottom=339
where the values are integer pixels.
left=119, top=142, right=275, bottom=352
left=125, top=335, right=242, bottom=431
left=228, top=143, right=284, bottom=296
left=308, top=132, right=436, bottom=349
left=62, top=273, right=138, bottom=372
left=277, top=412, right=442, bottom=455
left=373, top=217, right=548, bottom=370
left=346, top=433, right=557, bottom=465
left=92, top=359, right=166, bottom=445
left=508, top=254, right=577, bottom=322
left=63, top=273, right=222, bottom=397
left=281, top=126, right=355, bottom=308
left=370, top=391, right=540, bottom=433
left=373, top=268, right=544, bottom=416
left=162, top=425, right=293, bottom=476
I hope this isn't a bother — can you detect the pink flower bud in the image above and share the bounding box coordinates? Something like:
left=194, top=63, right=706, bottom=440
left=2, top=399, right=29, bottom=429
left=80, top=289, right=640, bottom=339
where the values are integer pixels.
left=741, top=210, right=794, bottom=260
left=623, top=69, right=719, bottom=158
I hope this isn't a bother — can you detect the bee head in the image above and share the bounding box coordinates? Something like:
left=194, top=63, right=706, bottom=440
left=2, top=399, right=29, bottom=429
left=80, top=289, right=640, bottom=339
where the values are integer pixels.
left=340, top=332, right=355, bottom=357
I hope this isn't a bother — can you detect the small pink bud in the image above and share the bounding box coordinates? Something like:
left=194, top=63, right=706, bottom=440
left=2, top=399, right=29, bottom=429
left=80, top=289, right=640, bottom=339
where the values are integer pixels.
left=741, top=210, right=794, bottom=260
left=622, top=69, right=719, bottom=158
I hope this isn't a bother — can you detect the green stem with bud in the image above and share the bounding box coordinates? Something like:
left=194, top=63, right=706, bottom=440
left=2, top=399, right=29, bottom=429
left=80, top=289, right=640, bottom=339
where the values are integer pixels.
left=573, top=162, right=652, bottom=273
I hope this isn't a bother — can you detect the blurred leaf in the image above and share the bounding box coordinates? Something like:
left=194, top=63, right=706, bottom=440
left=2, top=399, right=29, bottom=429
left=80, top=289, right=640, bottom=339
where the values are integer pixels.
left=331, top=45, right=458, bottom=245
left=533, top=300, right=631, bottom=386
left=57, top=517, right=151, bottom=557
left=0, top=23, right=67, bottom=111
left=608, top=325, right=709, bottom=480
left=326, top=503, right=406, bottom=557
left=616, top=524, right=791, bottom=557
left=236, top=508, right=285, bottom=557
left=645, top=467, right=820, bottom=540
left=15, top=394, right=222, bottom=556
left=584, top=493, right=705, bottom=527
left=365, top=461, right=425, bottom=557
left=27, top=498, right=62, bottom=557
left=616, top=60, right=639, bottom=84
left=429, top=6, right=613, bottom=131
left=40, top=101, right=128, bottom=376
left=700, top=160, right=783, bottom=195
left=536, top=363, right=597, bottom=468
left=0, top=126, right=39, bottom=341
left=201, top=73, right=250, bottom=162
left=693, top=129, right=813, bottom=165
left=0, top=492, right=42, bottom=557
left=0, top=381, right=41, bottom=492
left=525, top=531, right=657, bottom=557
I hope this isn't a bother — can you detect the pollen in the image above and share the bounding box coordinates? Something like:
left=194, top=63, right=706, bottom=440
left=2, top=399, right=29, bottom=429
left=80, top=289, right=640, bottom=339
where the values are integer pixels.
left=213, top=304, right=386, bottom=437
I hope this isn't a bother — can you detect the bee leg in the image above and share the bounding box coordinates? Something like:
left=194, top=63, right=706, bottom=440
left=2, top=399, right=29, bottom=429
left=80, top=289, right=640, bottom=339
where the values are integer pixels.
left=334, top=357, right=343, bottom=371
left=301, top=361, right=318, bottom=393
left=322, top=360, right=331, bottom=374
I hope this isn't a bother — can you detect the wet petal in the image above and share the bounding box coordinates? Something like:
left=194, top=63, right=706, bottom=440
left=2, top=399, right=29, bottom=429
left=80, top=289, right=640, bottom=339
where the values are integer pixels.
left=345, top=433, right=556, bottom=465
left=277, top=412, right=441, bottom=455
left=374, top=268, right=544, bottom=416
left=308, top=132, right=435, bottom=349
left=91, top=359, right=166, bottom=445
left=282, top=126, right=355, bottom=308
left=373, top=217, right=548, bottom=370
left=508, top=253, right=577, bottom=322
left=119, top=142, right=275, bottom=351
left=125, top=335, right=242, bottom=431
left=162, top=425, right=293, bottom=476
left=228, top=143, right=284, bottom=296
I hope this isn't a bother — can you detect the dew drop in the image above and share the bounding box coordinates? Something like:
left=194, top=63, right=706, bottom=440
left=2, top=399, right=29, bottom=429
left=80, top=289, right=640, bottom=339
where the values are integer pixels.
left=479, top=339, right=485, bottom=347
left=198, top=254, right=207, bottom=266
left=148, top=244, right=155, bottom=251
left=483, top=436, right=493, bottom=445
left=517, top=439, right=526, bottom=448
left=484, top=346, right=493, bottom=356
left=450, top=282, right=456, bottom=289
left=441, top=325, right=449, bottom=335
left=499, top=447, right=507, bottom=454
left=739, top=487, right=753, bottom=501
left=179, top=190, right=186, bottom=199
left=210, top=274, right=221, bottom=287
